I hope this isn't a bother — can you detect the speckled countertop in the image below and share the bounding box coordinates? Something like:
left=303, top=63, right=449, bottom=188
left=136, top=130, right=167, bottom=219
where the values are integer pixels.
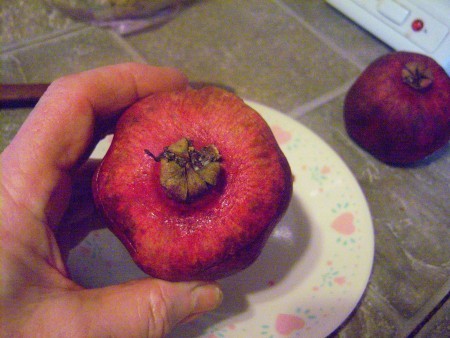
left=1, top=1, right=449, bottom=337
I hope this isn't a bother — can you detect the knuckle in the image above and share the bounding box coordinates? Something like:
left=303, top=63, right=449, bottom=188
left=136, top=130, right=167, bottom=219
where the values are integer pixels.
left=145, top=284, right=173, bottom=337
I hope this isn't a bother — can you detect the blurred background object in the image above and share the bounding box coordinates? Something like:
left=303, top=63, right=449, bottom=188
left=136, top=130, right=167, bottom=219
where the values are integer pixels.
left=327, top=0, right=450, bottom=74
left=45, top=0, right=182, bottom=35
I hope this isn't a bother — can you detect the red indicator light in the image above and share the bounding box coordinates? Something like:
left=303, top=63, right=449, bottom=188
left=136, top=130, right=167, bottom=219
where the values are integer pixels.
left=412, top=19, right=424, bottom=31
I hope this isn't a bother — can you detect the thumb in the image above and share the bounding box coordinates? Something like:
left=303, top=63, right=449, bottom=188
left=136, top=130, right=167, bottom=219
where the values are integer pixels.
left=79, top=278, right=223, bottom=337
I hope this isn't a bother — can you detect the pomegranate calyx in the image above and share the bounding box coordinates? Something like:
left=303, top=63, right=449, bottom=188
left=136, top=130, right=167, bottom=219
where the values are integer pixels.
left=401, top=62, right=434, bottom=90
left=145, top=137, right=221, bottom=202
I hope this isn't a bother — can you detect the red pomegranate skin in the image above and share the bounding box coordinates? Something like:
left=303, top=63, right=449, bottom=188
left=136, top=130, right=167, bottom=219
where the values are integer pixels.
left=93, top=87, right=293, bottom=281
left=344, top=52, right=450, bottom=165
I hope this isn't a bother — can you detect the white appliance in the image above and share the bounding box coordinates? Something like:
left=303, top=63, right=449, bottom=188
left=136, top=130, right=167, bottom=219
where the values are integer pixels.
left=326, top=0, right=450, bottom=74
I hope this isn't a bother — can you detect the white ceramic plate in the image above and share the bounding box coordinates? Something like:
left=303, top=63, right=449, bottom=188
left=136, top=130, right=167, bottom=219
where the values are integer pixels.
left=63, top=101, right=374, bottom=338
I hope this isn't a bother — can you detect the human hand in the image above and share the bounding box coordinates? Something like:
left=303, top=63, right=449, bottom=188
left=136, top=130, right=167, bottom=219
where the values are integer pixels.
left=0, top=63, right=223, bottom=337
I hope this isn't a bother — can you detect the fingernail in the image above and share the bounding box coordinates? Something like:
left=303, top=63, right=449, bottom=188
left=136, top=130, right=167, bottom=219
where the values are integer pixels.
left=191, top=283, right=223, bottom=315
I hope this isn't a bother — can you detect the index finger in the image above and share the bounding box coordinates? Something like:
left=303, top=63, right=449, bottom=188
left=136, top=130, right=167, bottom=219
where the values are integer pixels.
left=1, top=63, right=188, bottom=222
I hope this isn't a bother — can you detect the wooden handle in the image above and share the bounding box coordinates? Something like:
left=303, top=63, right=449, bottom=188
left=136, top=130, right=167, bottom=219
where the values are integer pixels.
left=1, top=83, right=49, bottom=108
left=1, top=82, right=236, bottom=109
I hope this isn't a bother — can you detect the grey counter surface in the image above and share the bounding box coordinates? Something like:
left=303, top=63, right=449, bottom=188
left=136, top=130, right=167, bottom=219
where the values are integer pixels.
left=1, top=1, right=449, bottom=337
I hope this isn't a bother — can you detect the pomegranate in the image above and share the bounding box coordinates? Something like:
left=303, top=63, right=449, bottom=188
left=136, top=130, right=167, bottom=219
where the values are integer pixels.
left=344, top=52, right=450, bottom=165
left=93, top=86, right=293, bottom=281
